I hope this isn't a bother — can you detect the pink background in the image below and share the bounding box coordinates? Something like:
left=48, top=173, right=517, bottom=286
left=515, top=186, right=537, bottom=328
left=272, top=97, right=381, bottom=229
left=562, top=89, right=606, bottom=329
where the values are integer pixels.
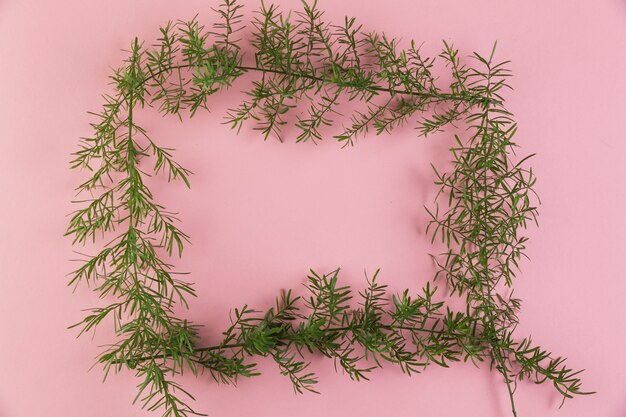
left=1, top=0, right=625, bottom=416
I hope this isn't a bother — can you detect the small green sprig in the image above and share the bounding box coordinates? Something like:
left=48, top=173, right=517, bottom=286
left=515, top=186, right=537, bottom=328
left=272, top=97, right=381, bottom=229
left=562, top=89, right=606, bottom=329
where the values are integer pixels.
left=67, top=1, right=591, bottom=416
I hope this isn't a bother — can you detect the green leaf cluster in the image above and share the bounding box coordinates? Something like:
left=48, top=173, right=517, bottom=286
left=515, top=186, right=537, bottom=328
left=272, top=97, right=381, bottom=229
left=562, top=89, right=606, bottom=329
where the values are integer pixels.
left=67, top=1, right=591, bottom=416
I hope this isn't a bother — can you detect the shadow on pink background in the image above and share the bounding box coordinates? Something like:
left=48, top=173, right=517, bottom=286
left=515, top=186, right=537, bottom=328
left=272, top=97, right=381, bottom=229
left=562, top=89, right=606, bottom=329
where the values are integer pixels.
left=1, top=0, right=625, bottom=416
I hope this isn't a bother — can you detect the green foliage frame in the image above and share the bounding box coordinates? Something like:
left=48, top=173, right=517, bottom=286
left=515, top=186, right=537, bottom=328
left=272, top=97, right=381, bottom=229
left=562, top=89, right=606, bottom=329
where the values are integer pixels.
left=67, top=1, right=591, bottom=416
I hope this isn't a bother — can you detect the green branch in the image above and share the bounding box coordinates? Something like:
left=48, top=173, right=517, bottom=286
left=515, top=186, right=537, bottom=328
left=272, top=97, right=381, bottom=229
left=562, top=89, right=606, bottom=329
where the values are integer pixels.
left=67, top=1, right=591, bottom=416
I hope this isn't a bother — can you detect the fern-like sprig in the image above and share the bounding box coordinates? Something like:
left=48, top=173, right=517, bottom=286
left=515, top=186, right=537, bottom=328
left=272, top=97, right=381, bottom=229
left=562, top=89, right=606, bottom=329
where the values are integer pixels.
left=67, top=1, right=591, bottom=416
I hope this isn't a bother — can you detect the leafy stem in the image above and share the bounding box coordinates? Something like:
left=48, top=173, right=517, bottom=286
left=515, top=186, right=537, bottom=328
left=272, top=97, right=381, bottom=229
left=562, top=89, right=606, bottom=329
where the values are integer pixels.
left=67, top=1, right=591, bottom=416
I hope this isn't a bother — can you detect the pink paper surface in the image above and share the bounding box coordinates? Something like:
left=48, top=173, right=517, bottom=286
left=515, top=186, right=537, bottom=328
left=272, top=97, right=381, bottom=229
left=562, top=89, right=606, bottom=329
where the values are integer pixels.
left=1, top=1, right=625, bottom=416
